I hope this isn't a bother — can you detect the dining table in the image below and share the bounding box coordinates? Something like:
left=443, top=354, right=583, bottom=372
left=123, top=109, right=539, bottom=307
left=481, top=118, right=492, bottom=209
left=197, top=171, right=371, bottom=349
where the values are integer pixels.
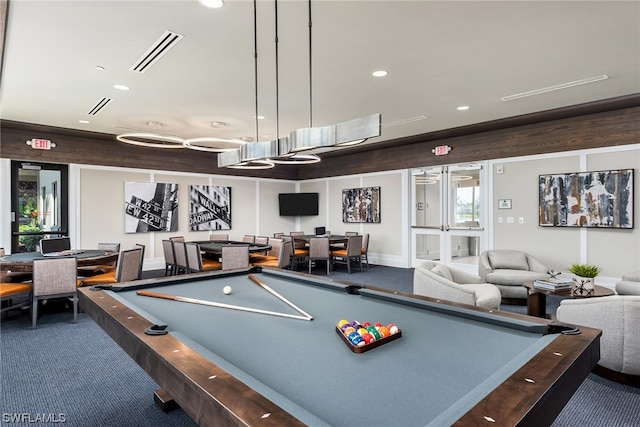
left=0, top=249, right=119, bottom=273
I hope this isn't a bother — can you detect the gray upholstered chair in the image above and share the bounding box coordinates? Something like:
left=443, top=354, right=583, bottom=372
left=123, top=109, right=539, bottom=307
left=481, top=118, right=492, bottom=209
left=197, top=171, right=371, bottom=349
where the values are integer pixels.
left=162, top=239, right=176, bottom=276
left=413, top=261, right=501, bottom=310
left=479, top=250, right=548, bottom=302
left=222, top=245, right=249, bottom=270
left=615, top=271, right=640, bottom=295
left=32, top=257, right=78, bottom=328
left=556, top=295, right=640, bottom=380
left=209, top=234, right=229, bottom=241
left=252, top=239, right=292, bottom=270
left=331, top=235, right=363, bottom=274
left=79, top=247, right=143, bottom=286
left=185, top=242, right=222, bottom=272
left=172, top=241, right=189, bottom=275
left=308, top=237, right=331, bottom=275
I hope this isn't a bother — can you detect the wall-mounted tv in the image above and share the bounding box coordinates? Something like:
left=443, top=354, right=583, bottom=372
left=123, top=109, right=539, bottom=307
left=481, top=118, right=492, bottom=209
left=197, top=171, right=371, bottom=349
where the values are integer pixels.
left=279, top=193, right=319, bottom=216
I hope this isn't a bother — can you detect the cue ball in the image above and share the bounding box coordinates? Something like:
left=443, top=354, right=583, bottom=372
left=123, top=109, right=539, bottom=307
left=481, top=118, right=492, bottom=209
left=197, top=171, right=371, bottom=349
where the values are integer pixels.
left=223, top=286, right=232, bottom=295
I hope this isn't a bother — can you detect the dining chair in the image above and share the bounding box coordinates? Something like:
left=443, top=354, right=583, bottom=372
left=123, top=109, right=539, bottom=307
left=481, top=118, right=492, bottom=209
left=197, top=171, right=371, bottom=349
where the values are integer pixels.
left=331, top=235, right=363, bottom=273
left=242, top=235, right=255, bottom=243
left=79, top=247, right=143, bottom=286
left=162, top=239, right=176, bottom=276
left=290, top=231, right=309, bottom=258
left=1, top=281, right=33, bottom=316
left=172, top=241, right=189, bottom=275
left=360, top=233, right=370, bottom=269
left=253, top=240, right=293, bottom=270
left=209, top=234, right=229, bottom=241
left=308, top=237, right=331, bottom=275
left=254, top=236, right=270, bottom=255
left=31, top=257, right=78, bottom=328
left=221, top=245, right=249, bottom=270
left=77, top=242, right=121, bottom=277
left=169, top=236, right=185, bottom=242
left=250, top=238, right=282, bottom=265
left=133, top=243, right=145, bottom=279
left=185, top=242, right=222, bottom=272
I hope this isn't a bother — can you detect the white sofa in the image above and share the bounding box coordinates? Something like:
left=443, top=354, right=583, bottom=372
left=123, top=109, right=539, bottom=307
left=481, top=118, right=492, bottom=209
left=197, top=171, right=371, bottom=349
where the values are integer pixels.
left=413, top=261, right=501, bottom=310
left=478, top=250, right=549, bottom=301
left=556, top=295, right=640, bottom=377
left=615, top=271, right=640, bottom=295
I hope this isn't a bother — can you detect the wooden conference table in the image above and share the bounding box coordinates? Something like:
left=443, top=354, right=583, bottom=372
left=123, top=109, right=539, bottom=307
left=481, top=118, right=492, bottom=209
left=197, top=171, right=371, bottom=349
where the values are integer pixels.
left=0, top=250, right=119, bottom=273
left=79, top=267, right=600, bottom=427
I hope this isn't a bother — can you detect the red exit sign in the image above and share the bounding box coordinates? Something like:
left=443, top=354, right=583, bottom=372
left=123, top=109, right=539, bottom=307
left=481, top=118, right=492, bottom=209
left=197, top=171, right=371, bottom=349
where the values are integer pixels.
left=433, top=145, right=451, bottom=156
left=29, top=138, right=55, bottom=150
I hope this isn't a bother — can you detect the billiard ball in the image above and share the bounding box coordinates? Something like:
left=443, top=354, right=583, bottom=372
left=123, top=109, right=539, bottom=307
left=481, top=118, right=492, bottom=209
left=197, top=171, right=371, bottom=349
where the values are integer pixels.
left=378, top=326, right=390, bottom=338
left=223, top=286, right=232, bottom=295
left=387, top=323, right=399, bottom=334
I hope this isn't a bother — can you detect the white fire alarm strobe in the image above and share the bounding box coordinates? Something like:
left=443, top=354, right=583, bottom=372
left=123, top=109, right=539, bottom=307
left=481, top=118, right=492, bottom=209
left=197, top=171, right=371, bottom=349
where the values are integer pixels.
left=26, top=138, right=56, bottom=150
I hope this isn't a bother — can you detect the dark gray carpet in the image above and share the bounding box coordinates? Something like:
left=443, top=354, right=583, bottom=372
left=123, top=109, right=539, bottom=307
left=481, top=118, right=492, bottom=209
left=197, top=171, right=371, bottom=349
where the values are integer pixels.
left=2, top=266, right=638, bottom=426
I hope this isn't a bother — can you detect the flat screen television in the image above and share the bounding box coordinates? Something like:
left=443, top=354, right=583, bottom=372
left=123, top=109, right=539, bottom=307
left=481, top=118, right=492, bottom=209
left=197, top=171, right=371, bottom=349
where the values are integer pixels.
left=279, top=193, right=319, bottom=216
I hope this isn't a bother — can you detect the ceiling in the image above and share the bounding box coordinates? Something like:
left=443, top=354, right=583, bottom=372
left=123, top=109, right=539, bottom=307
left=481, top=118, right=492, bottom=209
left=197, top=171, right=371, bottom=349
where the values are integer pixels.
left=1, top=1, right=639, bottom=157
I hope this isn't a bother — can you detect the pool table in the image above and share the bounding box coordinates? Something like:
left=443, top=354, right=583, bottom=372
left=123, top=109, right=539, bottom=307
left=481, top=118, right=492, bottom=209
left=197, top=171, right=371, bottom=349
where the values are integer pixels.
left=79, top=267, right=601, bottom=427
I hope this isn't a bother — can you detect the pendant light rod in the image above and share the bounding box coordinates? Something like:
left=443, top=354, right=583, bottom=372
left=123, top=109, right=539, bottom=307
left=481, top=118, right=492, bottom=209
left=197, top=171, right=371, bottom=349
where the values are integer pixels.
left=274, top=0, right=280, bottom=140
left=308, top=0, right=313, bottom=128
left=253, top=0, right=259, bottom=142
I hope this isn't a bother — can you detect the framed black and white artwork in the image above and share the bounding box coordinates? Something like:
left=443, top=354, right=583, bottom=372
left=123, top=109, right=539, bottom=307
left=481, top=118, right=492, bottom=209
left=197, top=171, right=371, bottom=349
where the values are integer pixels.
left=189, top=185, right=232, bottom=231
left=125, top=182, right=178, bottom=233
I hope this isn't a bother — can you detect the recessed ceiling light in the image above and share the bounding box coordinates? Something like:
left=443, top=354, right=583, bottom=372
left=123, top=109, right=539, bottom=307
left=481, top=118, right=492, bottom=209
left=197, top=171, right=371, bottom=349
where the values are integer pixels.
left=199, top=0, right=225, bottom=8
left=113, top=84, right=130, bottom=91
left=211, top=121, right=227, bottom=128
left=241, top=136, right=254, bottom=142
left=95, top=66, right=105, bottom=71
left=457, top=106, right=470, bottom=111
left=78, top=120, right=90, bottom=124
left=254, top=115, right=265, bottom=120
left=372, top=70, right=388, bottom=77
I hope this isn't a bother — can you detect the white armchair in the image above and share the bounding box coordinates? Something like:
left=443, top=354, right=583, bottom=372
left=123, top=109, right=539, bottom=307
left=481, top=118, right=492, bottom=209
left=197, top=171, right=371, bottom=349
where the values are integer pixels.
left=556, top=295, right=640, bottom=378
left=413, top=261, right=501, bottom=310
left=478, top=250, right=549, bottom=301
left=616, top=271, right=640, bottom=295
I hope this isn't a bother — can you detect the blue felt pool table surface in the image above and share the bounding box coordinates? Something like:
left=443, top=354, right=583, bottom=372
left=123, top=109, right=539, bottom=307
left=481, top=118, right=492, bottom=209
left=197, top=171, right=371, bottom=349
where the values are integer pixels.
left=79, top=267, right=601, bottom=427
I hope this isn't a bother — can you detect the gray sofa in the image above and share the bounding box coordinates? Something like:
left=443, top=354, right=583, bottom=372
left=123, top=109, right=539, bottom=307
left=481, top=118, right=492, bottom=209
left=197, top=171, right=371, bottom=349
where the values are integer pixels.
left=413, top=261, right=501, bottom=309
left=478, top=250, right=549, bottom=301
left=556, top=295, right=640, bottom=377
left=615, top=271, right=640, bottom=295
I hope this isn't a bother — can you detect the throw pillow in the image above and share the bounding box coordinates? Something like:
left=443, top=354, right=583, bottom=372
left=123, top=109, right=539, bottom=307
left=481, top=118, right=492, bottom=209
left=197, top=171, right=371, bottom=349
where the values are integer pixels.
left=488, top=251, right=529, bottom=270
left=431, top=264, right=453, bottom=281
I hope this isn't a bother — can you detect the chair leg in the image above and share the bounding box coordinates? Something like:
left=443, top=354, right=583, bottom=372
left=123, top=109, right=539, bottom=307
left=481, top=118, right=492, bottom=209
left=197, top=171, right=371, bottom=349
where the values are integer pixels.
left=347, top=257, right=351, bottom=274
left=72, top=295, right=78, bottom=323
left=309, top=259, right=312, bottom=274
left=31, top=299, right=38, bottom=329
left=326, top=258, right=330, bottom=275
left=359, top=256, right=363, bottom=272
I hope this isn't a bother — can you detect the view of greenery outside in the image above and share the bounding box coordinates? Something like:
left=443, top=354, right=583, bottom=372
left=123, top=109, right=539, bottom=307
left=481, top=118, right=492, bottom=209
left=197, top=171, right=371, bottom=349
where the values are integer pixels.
left=18, top=193, right=41, bottom=251
left=456, top=186, right=480, bottom=223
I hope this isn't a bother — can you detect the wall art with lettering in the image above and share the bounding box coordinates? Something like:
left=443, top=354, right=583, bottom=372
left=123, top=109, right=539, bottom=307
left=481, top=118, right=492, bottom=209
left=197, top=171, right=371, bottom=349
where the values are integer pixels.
left=189, top=185, right=232, bottom=231
left=125, top=182, right=178, bottom=233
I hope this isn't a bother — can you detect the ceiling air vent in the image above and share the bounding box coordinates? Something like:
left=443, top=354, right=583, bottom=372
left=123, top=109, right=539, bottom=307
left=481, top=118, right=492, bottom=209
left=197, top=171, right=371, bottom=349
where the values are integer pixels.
left=130, top=30, right=184, bottom=73
left=88, top=97, right=112, bottom=115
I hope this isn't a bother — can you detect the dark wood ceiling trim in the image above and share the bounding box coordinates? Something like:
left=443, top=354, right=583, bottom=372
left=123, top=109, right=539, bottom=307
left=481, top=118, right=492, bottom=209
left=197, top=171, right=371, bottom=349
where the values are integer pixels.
left=297, top=95, right=640, bottom=180
left=2, top=94, right=638, bottom=180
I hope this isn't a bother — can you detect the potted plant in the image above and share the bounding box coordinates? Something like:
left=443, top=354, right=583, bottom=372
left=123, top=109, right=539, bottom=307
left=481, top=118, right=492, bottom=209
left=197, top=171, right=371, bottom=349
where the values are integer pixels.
left=568, top=263, right=601, bottom=294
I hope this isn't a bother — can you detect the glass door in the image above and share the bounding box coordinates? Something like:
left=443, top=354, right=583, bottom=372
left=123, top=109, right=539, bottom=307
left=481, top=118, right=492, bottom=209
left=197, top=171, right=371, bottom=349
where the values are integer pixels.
left=10, top=161, right=68, bottom=253
left=411, top=163, right=486, bottom=272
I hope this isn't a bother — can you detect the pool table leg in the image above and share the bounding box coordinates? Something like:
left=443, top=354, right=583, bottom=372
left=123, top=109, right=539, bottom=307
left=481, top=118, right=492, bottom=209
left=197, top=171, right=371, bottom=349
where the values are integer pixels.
left=154, top=389, right=180, bottom=412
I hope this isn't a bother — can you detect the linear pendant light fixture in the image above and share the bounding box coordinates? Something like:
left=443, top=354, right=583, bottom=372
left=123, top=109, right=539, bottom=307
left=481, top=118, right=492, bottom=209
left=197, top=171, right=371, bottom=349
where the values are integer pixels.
left=218, top=0, right=381, bottom=168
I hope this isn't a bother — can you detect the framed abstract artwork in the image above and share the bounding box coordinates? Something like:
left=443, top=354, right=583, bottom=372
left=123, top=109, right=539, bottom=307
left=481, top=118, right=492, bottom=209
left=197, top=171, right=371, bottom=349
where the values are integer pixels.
left=539, top=169, right=633, bottom=228
left=342, top=187, right=381, bottom=223
left=125, top=182, right=178, bottom=233
left=189, top=185, right=232, bottom=231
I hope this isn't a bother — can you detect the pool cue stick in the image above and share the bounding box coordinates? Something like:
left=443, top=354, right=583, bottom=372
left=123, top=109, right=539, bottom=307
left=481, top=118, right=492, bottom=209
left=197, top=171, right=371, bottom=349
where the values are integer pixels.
left=248, top=274, right=314, bottom=320
left=136, top=290, right=311, bottom=321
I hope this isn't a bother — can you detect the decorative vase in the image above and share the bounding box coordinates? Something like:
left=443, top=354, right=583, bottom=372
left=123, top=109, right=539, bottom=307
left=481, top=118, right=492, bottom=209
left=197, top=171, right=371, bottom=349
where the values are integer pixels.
left=572, top=276, right=595, bottom=295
